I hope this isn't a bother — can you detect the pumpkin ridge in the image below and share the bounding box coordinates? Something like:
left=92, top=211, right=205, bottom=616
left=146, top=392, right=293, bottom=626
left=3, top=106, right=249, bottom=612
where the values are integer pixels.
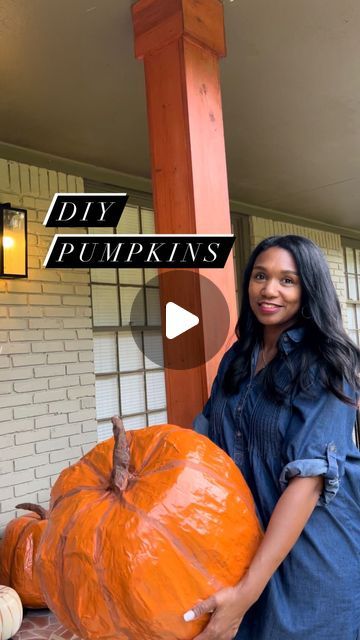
left=93, top=495, right=134, bottom=640
left=118, top=492, right=223, bottom=592
left=140, top=459, right=258, bottom=519
left=82, top=455, right=110, bottom=483
left=8, top=517, right=36, bottom=590
left=51, top=485, right=105, bottom=511
left=134, top=426, right=183, bottom=473
left=54, top=493, right=110, bottom=635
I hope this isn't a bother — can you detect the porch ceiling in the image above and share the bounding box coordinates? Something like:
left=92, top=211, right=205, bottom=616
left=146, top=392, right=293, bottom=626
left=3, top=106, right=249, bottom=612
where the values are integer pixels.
left=1, top=0, right=360, bottom=231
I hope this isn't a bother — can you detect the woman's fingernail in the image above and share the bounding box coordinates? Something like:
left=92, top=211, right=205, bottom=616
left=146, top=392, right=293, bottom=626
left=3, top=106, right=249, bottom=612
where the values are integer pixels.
left=184, top=610, right=195, bottom=622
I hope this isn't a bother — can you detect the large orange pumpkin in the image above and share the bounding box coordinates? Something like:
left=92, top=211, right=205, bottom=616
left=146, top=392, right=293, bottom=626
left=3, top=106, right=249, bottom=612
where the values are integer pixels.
left=37, top=417, right=263, bottom=640
left=0, top=503, right=48, bottom=608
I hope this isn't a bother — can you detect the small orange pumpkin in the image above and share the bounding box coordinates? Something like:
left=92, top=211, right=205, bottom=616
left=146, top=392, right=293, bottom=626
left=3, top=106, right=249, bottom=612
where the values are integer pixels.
left=37, top=418, right=263, bottom=640
left=0, top=503, right=48, bottom=608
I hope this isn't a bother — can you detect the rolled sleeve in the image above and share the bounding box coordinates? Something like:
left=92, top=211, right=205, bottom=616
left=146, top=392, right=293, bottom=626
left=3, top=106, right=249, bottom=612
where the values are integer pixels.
left=279, top=443, right=340, bottom=506
left=280, top=373, right=356, bottom=508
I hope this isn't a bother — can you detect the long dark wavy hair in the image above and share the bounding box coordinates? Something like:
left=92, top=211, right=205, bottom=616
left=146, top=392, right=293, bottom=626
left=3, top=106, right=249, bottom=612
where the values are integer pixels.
left=223, top=235, right=360, bottom=405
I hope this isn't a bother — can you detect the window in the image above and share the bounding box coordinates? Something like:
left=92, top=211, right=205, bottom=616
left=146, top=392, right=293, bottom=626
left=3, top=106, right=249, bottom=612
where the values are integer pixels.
left=85, top=181, right=167, bottom=442
left=343, top=241, right=360, bottom=345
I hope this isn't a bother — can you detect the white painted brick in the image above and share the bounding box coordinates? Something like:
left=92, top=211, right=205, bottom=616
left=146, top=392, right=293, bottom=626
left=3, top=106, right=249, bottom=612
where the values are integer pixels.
left=0, top=392, right=33, bottom=409
left=75, top=285, right=91, bottom=296
left=0, top=366, right=33, bottom=381
left=0, top=461, right=13, bottom=475
left=37, top=488, right=51, bottom=503
left=50, top=423, right=81, bottom=438
left=19, top=165, right=31, bottom=194
left=7, top=281, right=42, bottom=294
left=63, top=296, right=92, bottom=307
left=32, top=341, right=64, bottom=353
left=76, top=307, right=91, bottom=317
left=67, top=385, right=94, bottom=399
left=14, top=378, right=47, bottom=392
left=0, top=331, right=7, bottom=341
left=0, top=319, right=27, bottom=330
left=81, top=397, right=96, bottom=409
left=0, top=417, right=35, bottom=434
left=15, top=452, right=50, bottom=471
left=0, top=434, right=15, bottom=448
left=35, top=197, right=51, bottom=210
left=50, top=446, right=82, bottom=463
left=0, top=382, right=12, bottom=394
left=80, top=419, right=98, bottom=432
left=0, top=486, right=14, bottom=502
left=10, top=329, right=43, bottom=341
left=9, top=306, right=42, bottom=317
left=58, top=172, right=67, bottom=192
left=34, top=364, right=65, bottom=378
left=29, top=318, right=62, bottom=329
left=47, top=352, right=78, bottom=364
left=76, top=329, right=93, bottom=339
left=79, top=351, right=94, bottom=362
left=75, top=176, right=84, bottom=191
left=14, top=404, right=48, bottom=419
left=34, top=388, right=66, bottom=404
left=63, top=318, right=91, bottom=329
left=12, top=353, right=46, bottom=366
left=67, top=362, right=94, bottom=374
left=44, top=329, right=77, bottom=340
left=70, top=431, right=96, bottom=447
left=67, top=175, right=77, bottom=191
left=36, top=436, right=69, bottom=453
left=44, top=307, right=75, bottom=317
left=35, top=460, right=68, bottom=478
left=0, top=308, right=7, bottom=317
left=49, top=374, right=79, bottom=389
left=0, top=159, right=10, bottom=191
left=15, top=428, right=50, bottom=445
left=0, top=442, right=34, bottom=461
left=39, top=169, right=50, bottom=197
left=28, top=294, right=61, bottom=306
left=48, top=399, right=80, bottom=414
left=0, top=356, right=11, bottom=368
left=60, top=272, right=89, bottom=283
left=9, top=161, right=20, bottom=192
left=1, top=342, right=30, bottom=355
left=29, top=166, right=40, bottom=196
left=0, top=292, right=27, bottom=305
left=35, top=413, right=67, bottom=429
left=15, top=477, right=50, bottom=497
left=48, top=170, right=58, bottom=196
left=65, top=339, right=93, bottom=352
left=80, top=373, right=96, bottom=385
left=42, top=283, right=75, bottom=295
left=28, top=269, right=61, bottom=282
left=69, top=409, right=95, bottom=423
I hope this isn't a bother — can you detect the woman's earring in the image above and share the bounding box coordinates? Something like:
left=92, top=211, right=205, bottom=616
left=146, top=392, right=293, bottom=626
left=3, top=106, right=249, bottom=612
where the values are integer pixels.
left=301, top=305, right=311, bottom=320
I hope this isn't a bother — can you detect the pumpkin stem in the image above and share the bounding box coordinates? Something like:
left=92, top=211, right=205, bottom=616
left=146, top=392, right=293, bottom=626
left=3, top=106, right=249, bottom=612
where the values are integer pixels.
left=110, top=415, right=130, bottom=493
left=16, top=503, right=48, bottom=520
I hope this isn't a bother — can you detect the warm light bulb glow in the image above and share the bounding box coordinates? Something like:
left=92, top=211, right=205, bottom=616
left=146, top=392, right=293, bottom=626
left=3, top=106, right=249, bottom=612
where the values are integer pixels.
left=2, top=236, right=15, bottom=249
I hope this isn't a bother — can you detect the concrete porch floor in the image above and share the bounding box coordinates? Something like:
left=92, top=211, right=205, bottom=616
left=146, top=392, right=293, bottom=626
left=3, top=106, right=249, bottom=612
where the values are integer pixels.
left=12, top=609, right=80, bottom=640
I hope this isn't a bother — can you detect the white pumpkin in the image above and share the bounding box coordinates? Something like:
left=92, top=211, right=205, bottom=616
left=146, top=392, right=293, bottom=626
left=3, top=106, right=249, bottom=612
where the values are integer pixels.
left=0, top=586, right=23, bottom=640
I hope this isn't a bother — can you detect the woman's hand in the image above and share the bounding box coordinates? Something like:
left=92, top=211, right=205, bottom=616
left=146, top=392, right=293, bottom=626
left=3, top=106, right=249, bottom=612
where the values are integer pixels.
left=184, top=583, right=253, bottom=640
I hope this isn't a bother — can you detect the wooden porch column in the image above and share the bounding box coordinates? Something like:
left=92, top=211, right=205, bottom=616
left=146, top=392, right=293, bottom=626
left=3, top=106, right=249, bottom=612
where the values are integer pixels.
left=132, top=0, right=238, bottom=427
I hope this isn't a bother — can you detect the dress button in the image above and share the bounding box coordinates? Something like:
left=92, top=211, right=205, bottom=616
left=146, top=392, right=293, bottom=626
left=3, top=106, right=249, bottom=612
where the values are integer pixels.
left=236, top=431, right=241, bottom=437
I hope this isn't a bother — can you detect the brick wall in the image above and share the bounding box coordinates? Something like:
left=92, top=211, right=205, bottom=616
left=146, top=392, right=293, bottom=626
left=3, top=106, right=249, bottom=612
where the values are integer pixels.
left=0, top=159, right=97, bottom=535
left=250, top=217, right=348, bottom=326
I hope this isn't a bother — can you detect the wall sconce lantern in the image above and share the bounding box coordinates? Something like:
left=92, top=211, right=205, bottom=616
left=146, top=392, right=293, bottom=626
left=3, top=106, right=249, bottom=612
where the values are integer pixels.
left=0, top=203, right=28, bottom=278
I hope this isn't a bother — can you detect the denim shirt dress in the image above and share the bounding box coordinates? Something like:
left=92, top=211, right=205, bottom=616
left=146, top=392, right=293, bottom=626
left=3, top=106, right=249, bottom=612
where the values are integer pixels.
left=194, top=327, right=360, bottom=640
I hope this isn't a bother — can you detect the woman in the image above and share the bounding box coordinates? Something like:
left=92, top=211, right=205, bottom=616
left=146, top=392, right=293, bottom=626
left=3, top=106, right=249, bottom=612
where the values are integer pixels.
left=185, top=235, right=360, bottom=640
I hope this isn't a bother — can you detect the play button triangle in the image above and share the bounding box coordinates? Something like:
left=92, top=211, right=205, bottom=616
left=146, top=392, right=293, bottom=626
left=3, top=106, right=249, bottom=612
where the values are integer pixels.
left=165, top=302, right=199, bottom=340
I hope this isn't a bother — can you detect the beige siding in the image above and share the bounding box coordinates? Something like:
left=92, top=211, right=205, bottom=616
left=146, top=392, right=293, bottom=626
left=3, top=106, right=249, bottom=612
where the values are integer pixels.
left=0, top=159, right=97, bottom=535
